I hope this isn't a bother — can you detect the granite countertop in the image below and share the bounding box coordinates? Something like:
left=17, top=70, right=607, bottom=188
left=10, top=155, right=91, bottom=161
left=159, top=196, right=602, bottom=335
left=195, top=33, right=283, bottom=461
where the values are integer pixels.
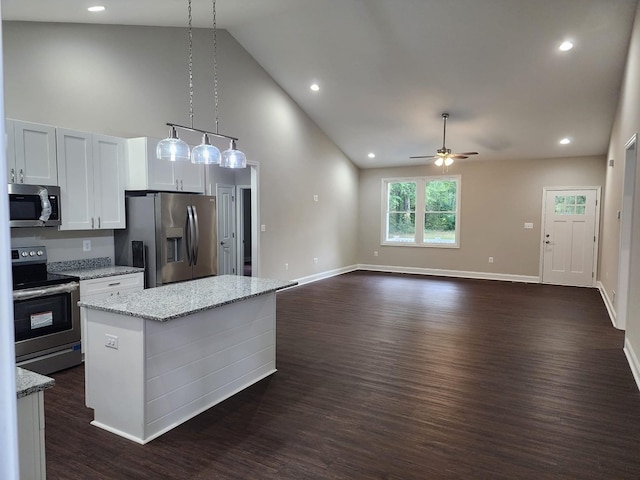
left=55, top=265, right=145, bottom=281
left=78, top=275, right=297, bottom=322
left=47, top=257, right=144, bottom=280
left=16, top=367, right=55, bottom=399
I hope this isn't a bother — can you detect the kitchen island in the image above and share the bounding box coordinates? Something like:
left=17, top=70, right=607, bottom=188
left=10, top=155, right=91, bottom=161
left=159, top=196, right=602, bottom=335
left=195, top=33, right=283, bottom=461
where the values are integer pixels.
left=79, top=275, right=296, bottom=444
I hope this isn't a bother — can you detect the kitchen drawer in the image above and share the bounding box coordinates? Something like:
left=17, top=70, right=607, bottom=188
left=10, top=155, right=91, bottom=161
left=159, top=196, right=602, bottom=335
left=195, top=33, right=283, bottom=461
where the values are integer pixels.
left=80, top=273, right=143, bottom=297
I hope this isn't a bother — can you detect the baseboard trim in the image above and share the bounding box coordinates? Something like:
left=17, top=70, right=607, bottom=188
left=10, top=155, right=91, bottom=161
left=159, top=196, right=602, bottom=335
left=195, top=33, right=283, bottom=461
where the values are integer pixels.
left=293, top=265, right=359, bottom=286
left=624, top=337, right=640, bottom=392
left=597, top=281, right=619, bottom=329
left=356, top=264, right=539, bottom=284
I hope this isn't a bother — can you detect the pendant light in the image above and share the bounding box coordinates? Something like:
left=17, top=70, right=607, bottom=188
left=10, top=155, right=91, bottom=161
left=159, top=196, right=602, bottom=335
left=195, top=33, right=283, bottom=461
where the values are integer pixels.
left=157, top=0, right=244, bottom=167
left=221, top=139, right=247, bottom=168
left=157, top=125, right=190, bottom=162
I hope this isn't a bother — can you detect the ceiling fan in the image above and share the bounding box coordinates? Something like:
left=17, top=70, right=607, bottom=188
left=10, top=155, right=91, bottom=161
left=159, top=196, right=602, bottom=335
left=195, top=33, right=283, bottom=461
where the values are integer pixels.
left=410, top=113, right=478, bottom=167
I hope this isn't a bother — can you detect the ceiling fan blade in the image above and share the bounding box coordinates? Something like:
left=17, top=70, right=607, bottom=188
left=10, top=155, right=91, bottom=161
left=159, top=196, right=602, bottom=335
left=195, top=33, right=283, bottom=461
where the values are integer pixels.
left=453, top=152, right=478, bottom=156
left=410, top=155, right=437, bottom=159
left=449, top=155, right=469, bottom=159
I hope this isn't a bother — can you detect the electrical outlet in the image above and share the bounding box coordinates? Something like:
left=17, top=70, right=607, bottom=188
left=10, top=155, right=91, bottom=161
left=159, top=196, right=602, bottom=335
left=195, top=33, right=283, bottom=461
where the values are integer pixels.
left=313, top=194, right=319, bottom=202
left=285, top=263, right=289, bottom=270
left=105, top=334, right=118, bottom=350
left=313, top=257, right=319, bottom=264
left=261, top=224, right=266, bottom=232
left=373, top=251, right=379, bottom=257
left=83, top=240, right=91, bottom=252
left=488, top=256, right=494, bottom=264
left=524, top=223, right=534, bottom=229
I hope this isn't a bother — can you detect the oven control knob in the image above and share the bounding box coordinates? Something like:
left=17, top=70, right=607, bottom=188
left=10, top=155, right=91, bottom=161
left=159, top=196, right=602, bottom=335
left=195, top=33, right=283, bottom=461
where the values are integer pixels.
left=37, top=250, right=44, bottom=256
left=21, top=251, right=28, bottom=257
left=29, top=251, right=36, bottom=256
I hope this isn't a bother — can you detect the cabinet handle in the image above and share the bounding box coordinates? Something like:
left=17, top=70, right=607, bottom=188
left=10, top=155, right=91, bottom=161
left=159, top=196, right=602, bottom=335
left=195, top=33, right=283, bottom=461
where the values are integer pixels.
left=91, top=217, right=95, bottom=229
left=19, top=168, right=24, bottom=183
left=176, top=180, right=179, bottom=191
left=98, top=217, right=101, bottom=228
left=180, top=180, right=184, bottom=191
left=108, top=282, right=121, bottom=287
left=10, top=168, right=15, bottom=183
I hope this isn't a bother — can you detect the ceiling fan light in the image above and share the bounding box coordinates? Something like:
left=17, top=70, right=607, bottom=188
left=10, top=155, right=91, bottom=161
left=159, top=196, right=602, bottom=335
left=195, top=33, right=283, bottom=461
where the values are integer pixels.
left=191, top=134, right=221, bottom=164
left=157, top=126, right=190, bottom=162
left=434, top=158, right=444, bottom=167
left=444, top=157, right=454, bottom=167
left=220, top=139, right=247, bottom=168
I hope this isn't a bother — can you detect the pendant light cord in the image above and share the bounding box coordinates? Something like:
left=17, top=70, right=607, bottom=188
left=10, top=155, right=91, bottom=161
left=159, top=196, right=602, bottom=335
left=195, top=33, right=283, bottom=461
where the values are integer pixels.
left=188, top=0, right=194, bottom=129
left=212, top=0, right=219, bottom=134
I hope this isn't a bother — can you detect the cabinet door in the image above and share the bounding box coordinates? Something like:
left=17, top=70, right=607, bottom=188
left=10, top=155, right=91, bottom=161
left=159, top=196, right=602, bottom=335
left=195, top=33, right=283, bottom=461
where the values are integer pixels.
left=13, top=120, right=58, bottom=185
left=176, top=161, right=205, bottom=193
left=57, top=128, right=94, bottom=230
left=5, top=119, right=16, bottom=182
left=93, top=134, right=126, bottom=229
left=146, top=138, right=178, bottom=191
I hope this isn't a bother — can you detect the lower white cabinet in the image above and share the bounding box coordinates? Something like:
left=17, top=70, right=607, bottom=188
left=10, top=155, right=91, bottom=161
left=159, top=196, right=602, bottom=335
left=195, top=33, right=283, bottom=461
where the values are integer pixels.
left=79, top=273, right=144, bottom=356
left=17, top=391, right=47, bottom=480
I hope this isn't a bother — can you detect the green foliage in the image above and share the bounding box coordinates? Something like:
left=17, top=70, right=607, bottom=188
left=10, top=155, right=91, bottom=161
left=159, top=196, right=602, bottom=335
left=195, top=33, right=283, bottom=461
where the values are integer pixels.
left=388, top=182, right=416, bottom=236
left=425, top=180, right=456, bottom=232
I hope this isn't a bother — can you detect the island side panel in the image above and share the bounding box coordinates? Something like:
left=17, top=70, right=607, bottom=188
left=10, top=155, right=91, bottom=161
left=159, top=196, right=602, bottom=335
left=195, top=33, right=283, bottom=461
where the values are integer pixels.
left=143, top=293, right=277, bottom=442
left=83, top=308, right=146, bottom=443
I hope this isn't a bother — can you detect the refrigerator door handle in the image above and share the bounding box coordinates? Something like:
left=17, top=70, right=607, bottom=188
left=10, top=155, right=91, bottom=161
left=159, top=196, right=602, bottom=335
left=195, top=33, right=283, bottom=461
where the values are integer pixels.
left=192, top=205, right=200, bottom=265
left=185, top=205, right=194, bottom=266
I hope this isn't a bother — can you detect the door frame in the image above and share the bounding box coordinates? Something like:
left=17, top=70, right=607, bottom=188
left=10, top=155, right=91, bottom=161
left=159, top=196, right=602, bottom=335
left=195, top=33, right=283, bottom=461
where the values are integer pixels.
left=617, top=134, right=638, bottom=330
left=237, top=184, right=252, bottom=276
left=539, top=186, right=602, bottom=286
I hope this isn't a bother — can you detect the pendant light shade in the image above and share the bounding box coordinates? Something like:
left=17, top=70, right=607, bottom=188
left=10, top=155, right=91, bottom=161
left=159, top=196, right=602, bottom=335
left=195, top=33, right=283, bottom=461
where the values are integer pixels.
left=220, top=139, right=247, bottom=169
left=191, top=134, right=221, bottom=164
left=156, top=126, right=190, bottom=162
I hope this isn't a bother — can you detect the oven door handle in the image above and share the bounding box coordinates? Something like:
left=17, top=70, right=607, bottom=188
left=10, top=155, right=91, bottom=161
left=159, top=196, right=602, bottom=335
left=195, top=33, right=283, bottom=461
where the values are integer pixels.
left=13, top=282, right=80, bottom=301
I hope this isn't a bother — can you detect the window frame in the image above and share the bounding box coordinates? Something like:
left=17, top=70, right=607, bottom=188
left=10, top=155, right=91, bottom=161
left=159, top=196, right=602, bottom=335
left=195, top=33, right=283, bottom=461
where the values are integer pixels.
left=381, top=175, right=461, bottom=248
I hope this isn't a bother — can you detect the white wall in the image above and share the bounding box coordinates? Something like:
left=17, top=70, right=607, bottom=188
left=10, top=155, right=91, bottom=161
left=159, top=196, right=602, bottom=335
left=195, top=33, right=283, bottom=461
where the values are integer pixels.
left=600, top=2, right=640, bottom=386
left=3, top=21, right=360, bottom=279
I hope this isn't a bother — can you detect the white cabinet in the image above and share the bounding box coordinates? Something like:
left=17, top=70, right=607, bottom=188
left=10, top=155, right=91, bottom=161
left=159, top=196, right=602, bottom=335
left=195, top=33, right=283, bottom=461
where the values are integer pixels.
left=79, top=272, right=144, bottom=356
left=17, top=391, right=47, bottom=480
left=57, top=128, right=126, bottom=230
left=126, top=137, right=205, bottom=193
left=6, top=119, right=58, bottom=185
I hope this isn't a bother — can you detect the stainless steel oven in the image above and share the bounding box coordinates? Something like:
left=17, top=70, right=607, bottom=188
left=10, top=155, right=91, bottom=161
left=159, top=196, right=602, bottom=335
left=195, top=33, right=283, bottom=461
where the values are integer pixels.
left=12, top=246, right=81, bottom=374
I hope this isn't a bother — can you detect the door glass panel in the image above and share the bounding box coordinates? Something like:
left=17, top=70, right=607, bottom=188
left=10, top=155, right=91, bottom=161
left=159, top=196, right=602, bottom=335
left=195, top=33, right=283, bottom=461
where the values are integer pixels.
left=554, top=195, right=586, bottom=215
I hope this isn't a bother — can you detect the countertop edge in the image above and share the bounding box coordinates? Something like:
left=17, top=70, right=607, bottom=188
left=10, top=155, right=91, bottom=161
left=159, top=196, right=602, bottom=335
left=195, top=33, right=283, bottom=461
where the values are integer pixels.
left=16, top=367, right=55, bottom=398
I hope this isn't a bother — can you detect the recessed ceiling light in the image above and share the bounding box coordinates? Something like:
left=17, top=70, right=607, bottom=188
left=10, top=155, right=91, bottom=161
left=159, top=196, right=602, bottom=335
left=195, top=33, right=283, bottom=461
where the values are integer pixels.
left=88, top=6, right=106, bottom=12
left=310, top=83, right=320, bottom=92
left=368, top=153, right=376, bottom=159
left=559, top=137, right=571, bottom=145
left=559, top=40, right=573, bottom=52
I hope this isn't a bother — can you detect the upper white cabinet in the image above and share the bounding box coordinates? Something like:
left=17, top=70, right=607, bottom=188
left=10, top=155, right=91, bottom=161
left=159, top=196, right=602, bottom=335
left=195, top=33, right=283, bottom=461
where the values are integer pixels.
left=126, top=137, right=205, bottom=193
left=56, top=128, right=126, bottom=230
left=6, top=119, right=58, bottom=185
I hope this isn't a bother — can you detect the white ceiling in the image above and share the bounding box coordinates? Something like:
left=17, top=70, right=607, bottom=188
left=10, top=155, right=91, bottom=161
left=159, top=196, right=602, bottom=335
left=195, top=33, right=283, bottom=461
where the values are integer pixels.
left=2, top=0, right=637, bottom=168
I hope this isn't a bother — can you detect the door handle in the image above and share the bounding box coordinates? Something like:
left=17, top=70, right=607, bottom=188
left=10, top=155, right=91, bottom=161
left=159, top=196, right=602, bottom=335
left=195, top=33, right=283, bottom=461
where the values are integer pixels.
left=545, top=240, right=550, bottom=244
left=192, top=205, right=199, bottom=264
left=220, top=241, right=226, bottom=246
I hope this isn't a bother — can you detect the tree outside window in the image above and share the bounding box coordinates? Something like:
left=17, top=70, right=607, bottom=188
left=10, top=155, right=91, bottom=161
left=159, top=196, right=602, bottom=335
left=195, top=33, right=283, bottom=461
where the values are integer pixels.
left=382, top=175, right=460, bottom=248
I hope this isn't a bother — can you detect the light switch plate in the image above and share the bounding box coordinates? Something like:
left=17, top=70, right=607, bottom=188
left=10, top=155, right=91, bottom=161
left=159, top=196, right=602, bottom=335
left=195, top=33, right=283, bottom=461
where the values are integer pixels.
left=524, top=222, right=534, bottom=229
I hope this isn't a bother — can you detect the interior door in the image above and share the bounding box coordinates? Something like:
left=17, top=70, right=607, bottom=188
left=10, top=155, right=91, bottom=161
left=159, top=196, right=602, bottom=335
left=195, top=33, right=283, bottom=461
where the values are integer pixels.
left=542, top=188, right=598, bottom=286
left=191, top=195, right=217, bottom=279
left=216, top=185, right=236, bottom=275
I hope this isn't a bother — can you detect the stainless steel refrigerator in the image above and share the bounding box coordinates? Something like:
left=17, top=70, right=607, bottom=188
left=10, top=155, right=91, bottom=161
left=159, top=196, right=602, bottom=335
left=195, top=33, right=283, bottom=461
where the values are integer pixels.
left=114, top=192, right=217, bottom=288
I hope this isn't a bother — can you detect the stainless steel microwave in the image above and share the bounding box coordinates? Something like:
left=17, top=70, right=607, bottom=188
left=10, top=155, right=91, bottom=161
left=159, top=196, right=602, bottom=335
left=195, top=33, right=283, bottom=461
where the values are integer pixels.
left=9, top=184, right=61, bottom=227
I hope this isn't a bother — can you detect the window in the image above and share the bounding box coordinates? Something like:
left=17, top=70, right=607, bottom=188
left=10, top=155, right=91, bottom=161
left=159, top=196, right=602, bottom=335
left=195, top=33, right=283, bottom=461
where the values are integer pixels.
left=382, top=175, right=460, bottom=248
left=555, top=195, right=586, bottom=215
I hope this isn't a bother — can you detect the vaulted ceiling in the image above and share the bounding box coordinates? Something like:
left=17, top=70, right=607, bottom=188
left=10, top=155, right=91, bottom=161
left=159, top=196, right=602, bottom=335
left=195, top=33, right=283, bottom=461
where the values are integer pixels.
left=2, top=0, right=637, bottom=168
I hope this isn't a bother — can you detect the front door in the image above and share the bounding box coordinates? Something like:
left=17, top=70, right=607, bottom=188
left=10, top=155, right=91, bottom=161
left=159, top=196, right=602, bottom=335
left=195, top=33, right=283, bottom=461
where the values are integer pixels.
left=541, top=188, right=599, bottom=287
left=216, top=185, right=236, bottom=275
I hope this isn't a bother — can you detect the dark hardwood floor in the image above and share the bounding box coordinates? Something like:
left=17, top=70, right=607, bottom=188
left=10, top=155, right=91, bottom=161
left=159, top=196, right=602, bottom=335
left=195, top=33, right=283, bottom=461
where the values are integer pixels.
left=43, top=272, right=640, bottom=479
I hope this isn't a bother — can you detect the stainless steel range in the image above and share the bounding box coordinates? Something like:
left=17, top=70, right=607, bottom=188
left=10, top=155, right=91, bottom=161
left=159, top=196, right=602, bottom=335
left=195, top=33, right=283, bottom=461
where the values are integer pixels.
left=12, top=246, right=82, bottom=374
